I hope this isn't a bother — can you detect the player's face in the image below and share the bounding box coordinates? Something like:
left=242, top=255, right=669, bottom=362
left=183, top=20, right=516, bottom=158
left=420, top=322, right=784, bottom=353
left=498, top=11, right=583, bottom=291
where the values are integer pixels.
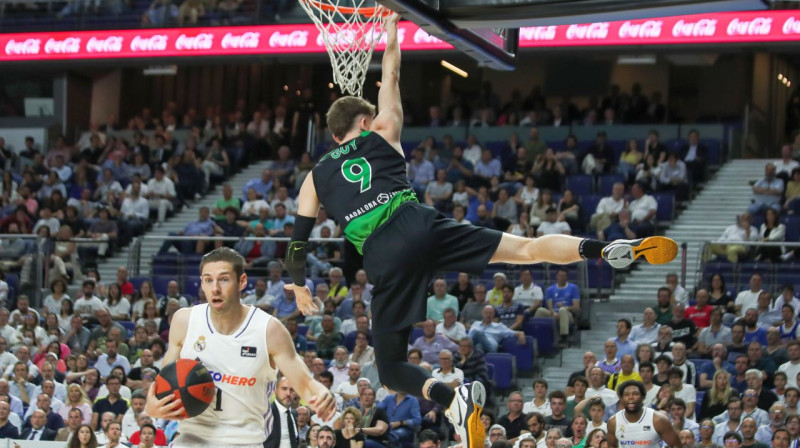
left=201, top=261, right=247, bottom=313
left=621, top=385, right=643, bottom=413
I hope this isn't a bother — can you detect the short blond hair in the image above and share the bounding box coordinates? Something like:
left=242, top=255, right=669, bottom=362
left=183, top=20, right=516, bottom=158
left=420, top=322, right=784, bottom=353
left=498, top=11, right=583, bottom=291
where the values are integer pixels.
left=326, top=96, right=376, bottom=140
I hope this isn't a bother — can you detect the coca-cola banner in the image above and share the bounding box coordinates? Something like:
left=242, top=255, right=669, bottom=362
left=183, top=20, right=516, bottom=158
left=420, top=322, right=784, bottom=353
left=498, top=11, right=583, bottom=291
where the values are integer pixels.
left=2, top=10, right=800, bottom=61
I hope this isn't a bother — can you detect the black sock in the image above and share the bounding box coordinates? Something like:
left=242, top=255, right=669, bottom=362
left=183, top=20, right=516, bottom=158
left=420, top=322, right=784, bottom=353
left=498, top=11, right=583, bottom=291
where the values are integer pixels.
left=428, top=381, right=456, bottom=408
left=579, top=238, right=609, bottom=259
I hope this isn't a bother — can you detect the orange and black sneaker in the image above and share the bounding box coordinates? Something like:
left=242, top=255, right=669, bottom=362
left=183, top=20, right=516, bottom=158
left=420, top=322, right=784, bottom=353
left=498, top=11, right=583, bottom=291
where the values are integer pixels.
left=602, top=236, right=679, bottom=269
left=445, top=382, right=486, bottom=448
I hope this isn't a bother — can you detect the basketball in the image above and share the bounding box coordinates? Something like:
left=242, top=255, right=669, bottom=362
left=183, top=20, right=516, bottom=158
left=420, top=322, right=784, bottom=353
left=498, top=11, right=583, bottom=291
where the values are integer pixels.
left=155, top=359, right=216, bottom=418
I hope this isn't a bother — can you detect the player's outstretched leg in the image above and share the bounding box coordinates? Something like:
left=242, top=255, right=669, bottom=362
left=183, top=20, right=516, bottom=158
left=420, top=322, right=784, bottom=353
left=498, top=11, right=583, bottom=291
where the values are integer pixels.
left=374, top=328, right=486, bottom=448
left=489, top=234, right=678, bottom=268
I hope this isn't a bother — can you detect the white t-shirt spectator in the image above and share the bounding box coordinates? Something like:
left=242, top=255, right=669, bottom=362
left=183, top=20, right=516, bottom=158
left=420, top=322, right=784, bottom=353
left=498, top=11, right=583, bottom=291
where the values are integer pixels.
left=735, top=289, right=763, bottom=314
left=241, top=199, right=270, bottom=217
left=513, top=284, right=543, bottom=308
left=333, top=380, right=359, bottom=398
left=718, top=224, right=759, bottom=243
left=537, top=221, right=571, bottom=236
left=776, top=159, right=800, bottom=176
left=779, top=360, right=800, bottom=388
left=436, top=321, right=467, bottom=342
left=271, top=198, right=297, bottom=215
left=73, top=295, right=105, bottom=319
left=672, top=384, right=697, bottom=416
left=432, top=367, right=464, bottom=386
left=522, top=399, right=551, bottom=416
left=629, top=194, right=658, bottom=222
left=104, top=298, right=131, bottom=320
left=310, top=219, right=337, bottom=239
left=146, top=176, right=176, bottom=198
left=0, top=350, right=18, bottom=373
left=42, top=294, right=70, bottom=316
left=595, top=196, right=625, bottom=215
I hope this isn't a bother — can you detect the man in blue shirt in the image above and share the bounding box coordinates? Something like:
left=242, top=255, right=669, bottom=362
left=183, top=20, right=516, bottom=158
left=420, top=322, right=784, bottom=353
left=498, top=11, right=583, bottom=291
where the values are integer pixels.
left=495, top=285, right=525, bottom=330
left=241, top=169, right=274, bottom=201
left=613, top=319, right=638, bottom=359
left=748, top=163, right=784, bottom=214
left=468, top=305, right=526, bottom=353
left=269, top=203, right=295, bottom=236
left=157, top=206, right=221, bottom=255
left=545, top=268, right=581, bottom=342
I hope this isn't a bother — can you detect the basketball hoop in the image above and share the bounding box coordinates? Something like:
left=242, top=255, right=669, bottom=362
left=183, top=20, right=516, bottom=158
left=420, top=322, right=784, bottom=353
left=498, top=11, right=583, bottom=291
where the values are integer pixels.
left=299, top=0, right=391, bottom=97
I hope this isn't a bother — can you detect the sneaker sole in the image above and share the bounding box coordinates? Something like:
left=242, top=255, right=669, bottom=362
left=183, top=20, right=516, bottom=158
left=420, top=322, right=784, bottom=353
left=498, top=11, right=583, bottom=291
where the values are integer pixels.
left=631, top=236, right=678, bottom=264
left=467, top=382, right=486, bottom=448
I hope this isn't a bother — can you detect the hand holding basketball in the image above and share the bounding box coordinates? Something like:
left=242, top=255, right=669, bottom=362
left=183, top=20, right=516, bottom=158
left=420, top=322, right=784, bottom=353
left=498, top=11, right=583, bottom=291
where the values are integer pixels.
left=285, top=284, right=316, bottom=315
left=145, top=382, right=186, bottom=420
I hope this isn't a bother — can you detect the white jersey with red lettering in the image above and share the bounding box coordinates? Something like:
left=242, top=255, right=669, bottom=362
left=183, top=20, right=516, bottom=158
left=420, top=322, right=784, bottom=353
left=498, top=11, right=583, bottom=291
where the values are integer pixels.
left=613, top=407, right=662, bottom=448
left=175, top=304, right=277, bottom=447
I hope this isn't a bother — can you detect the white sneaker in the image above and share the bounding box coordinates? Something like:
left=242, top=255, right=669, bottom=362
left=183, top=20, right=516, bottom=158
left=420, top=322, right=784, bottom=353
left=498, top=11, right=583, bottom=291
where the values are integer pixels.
left=601, top=236, right=678, bottom=269
left=445, top=382, right=486, bottom=448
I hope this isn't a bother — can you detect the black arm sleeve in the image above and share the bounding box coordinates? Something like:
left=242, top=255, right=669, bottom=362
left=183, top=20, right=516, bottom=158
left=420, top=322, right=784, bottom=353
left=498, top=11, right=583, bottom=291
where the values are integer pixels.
left=285, top=215, right=316, bottom=287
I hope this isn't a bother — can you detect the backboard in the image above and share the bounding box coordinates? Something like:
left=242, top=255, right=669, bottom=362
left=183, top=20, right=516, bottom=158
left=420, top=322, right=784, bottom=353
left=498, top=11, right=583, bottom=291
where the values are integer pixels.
left=377, top=0, right=769, bottom=70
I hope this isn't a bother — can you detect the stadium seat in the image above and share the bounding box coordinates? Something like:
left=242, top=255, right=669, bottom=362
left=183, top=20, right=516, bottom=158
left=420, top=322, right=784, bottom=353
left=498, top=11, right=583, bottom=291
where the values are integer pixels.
left=485, top=353, right=514, bottom=391
left=298, top=325, right=309, bottom=336
left=344, top=331, right=357, bottom=352
left=653, top=193, right=675, bottom=225
left=523, top=318, right=556, bottom=354
left=307, top=341, right=316, bottom=352
left=692, top=359, right=711, bottom=385
left=153, top=276, right=173, bottom=297
left=410, top=327, right=423, bottom=343
left=579, top=194, right=603, bottom=223
left=586, top=260, right=614, bottom=290
left=782, top=216, right=800, bottom=242
left=118, top=320, right=136, bottom=338
left=183, top=277, right=202, bottom=298
left=501, top=336, right=535, bottom=372
left=598, top=174, right=626, bottom=195
left=486, top=363, right=495, bottom=382
left=129, top=276, right=150, bottom=293
left=566, top=175, right=594, bottom=196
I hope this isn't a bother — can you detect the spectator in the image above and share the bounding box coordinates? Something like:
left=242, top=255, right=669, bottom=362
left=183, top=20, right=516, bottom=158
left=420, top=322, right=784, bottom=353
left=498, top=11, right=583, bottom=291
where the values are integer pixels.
left=544, top=390, right=572, bottom=435
left=90, top=376, right=127, bottom=431
left=741, top=310, right=767, bottom=347
left=544, top=269, right=580, bottom=342
left=468, top=305, right=525, bottom=353
left=448, top=272, right=474, bottom=311
left=754, top=402, right=785, bottom=445
left=426, top=279, right=459, bottom=323
left=211, top=184, right=240, bottom=220
left=739, top=417, right=767, bottom=448
left=159, top=206, right=220, bottom=255
left=745, top=368, right=778, bottom=411
left=585, top=366, right=619, bottom=408
left=495, top=285, right=525, bottom=330
left=755, top=293, right=781, bottom=328
left=566, top=352, right=597, bottom=396
left=460, top=283, right=488, bottom=329
left=536, top=207, right=570, bottom=236
left=697, top=310, right=733, bottom=360
left=755, top=208, right=785, bottom=262
left=499, top=391, right=526, bottom=439
left=436, top=308, right=467, bottom=344
left=357, top=386, right=388, bottom=448
left=748, top=163, right=784, bottom=215
left=582, top=131, right=613, bottom=174
left=241, top=169, right=273, bottom=201
left=523, top=380, right=551, bottom=416
left=631, top=308, right=661, bottom=345
left=628, top=181, right=658, bottom=237
left=411, top=320, right=457, bottom=365
left=783, top=168, right=800, bottom=214
left=779, top=341, right=800, bottom=388
left=432, top=349, right=463, bottom=389
left=668, top=305, right=698, bottom=350
left=454, top=337, right=491, bottom=394
left=85, top=208, right=117, bottom=258
left=712, top=398, right=744, bottom=445
left=657, top=152, right=690, bottom=201
left=381, top=391, right=421, bottom=448
left=667, top=367, right=697, bottom=419
left=735, top=274, right=764, bottom=318
left=315, top=315, right=344, bottom=360
left=20, top=409, right=57, bottom=441
left=680, top=129, right=708, bottom=183
left=408, top=147, right=435, bottom=196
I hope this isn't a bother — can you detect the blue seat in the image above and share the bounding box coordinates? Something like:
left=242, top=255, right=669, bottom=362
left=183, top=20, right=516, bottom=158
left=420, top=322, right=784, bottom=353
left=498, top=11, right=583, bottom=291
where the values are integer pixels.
left=523, top=318, right=555, bottom=354
left=486, top=363, right=495, bottom=382
left=586, top=260, right=614, bottom=290
left=696, top=390, right=706, bottom=409
left=701, top=139, right=722, bottom=166
left=653, top=193, right=675, bottom=224
left=410, top=327, right=424, bottom=344
left=118, top=320, right=136, bottom=338
left=152, top=276, right=173, bottom=297
left=782, top=216, right=800, bottom=242
left=298, top=324, right=309, bottom=336
left=579, top=194, right=603, bottom=223
left=598, top=174, right=626, bottom=195
left=501, top=336, right=534, bottom=372
left=566, top=175, right=594, bottom=196
left=485, top=353, right=514, bottom=390
left=183, top=277, right=202, bottom=298
left=307, top=341, right=317, bottom=352
left=344, top=331, right=357, bottom=352
left=692, top=359, right=711, bottom=386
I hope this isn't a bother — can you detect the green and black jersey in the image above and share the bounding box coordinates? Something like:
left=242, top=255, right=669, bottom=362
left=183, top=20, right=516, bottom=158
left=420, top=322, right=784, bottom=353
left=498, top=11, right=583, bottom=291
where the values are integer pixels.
left=312, top=131, right=417, bottom=254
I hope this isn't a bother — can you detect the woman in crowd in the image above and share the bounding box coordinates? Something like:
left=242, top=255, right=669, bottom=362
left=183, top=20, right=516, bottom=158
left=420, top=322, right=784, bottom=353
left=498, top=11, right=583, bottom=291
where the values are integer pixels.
left=532, top=149, right=564, bottom=192
left=569, top=415, right=588, bottom=447
left=42, top=313, right=65, bottom=341
left=57, top=299, right=75, bottom=333
left=707, top=274, right=736, bottom=320
left=529, top=189, right=555, bottom=228
left=653, top=384, right=674, bottom=413
left=17, top=313, right=47, bottom=348
left=59, top=383, right=93, bottom=425
left=104, top=283, right=131, bottom=321
left=35, top=340, right=68, bottom=372
left=306, top=423, right=321, bottom=448
left=618, top=138, right=643, bottom=181
left=693, top=418, right=720, bottom=448
left=513, top=175, right=539, bottom=214
left=80, top=367, right=101, bottom=402
left=67, top=424, right=98, bottom=448
left=43, top=278, right=70, bottom=316
left=557, top=189, right=580, bottom=231
left=507, top=212, right=531, bottom=237
left=700, top=370, right=735, bottom=420
left=335, top=407, right=365, bottom=448
left=129, top=152, right=152, bottom=181
left=131, top=280, right=157, bottom=322
left=136, top=300, right=161, bottom=328
left=635, top=344, right=654, bottom=366
left=585, top=428, right=607, bottom=448
left=755, top=207, right=785, bottom=262
left=201, top=138, right=230, bottom=190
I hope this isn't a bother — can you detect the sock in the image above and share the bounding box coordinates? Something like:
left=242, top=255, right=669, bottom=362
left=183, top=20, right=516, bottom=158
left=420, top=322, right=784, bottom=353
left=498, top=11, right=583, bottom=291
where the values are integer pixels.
left=579, top=238, right=609, bottom=259
left=428, top=381, right=456, bottom=408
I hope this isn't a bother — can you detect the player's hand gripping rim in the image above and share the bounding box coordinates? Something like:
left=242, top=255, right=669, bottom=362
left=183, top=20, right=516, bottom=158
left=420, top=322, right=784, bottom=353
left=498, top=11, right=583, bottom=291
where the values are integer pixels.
left=284, top=283, right=317, bottom=316
left=145, top=382, right=187, bottom=420
left=309, top=389, right=337, bottom=422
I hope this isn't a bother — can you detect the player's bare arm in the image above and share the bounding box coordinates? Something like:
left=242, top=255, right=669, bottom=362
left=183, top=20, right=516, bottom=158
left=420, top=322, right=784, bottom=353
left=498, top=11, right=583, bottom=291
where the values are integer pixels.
left=267, top=318, right=336, bottom=420
left=144, top=307, right=191, bottom=420
left=284, top=171, right=320, bottom=315
left=606, top=415, right=617, bottom=447
left=370, top=12, right=403, bottom=156
left=653, top=409, right=682, bottom=448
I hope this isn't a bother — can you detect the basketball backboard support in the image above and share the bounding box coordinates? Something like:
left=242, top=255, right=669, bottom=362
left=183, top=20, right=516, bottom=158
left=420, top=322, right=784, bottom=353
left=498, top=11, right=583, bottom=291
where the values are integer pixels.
left=377, top=0, right=769, bottom=70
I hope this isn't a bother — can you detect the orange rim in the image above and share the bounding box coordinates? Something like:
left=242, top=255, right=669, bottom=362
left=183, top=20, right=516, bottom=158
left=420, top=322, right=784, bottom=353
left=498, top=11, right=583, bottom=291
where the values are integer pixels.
left=301, top=0, right=392, bottom=17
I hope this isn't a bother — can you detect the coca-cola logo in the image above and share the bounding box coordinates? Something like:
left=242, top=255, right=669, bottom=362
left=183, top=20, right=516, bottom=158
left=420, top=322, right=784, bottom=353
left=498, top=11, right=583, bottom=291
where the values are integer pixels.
left=618, top=20, right=663, bottom=39
left=221, top=32, right=260, bottom=49
left=566, top=22, right=609, bottom=40
left=175, top=33, right=214, bottom=50
left=269, top=30, right=309, bottom=48
left=783, top=17, right=800, bottom=35
left=727, top=17, right=772, bottom=36
left=413, top=28, right=443, bottom=44
left=130, top=34, right=168, bottom=52
left=86, top=36, right=123, bottom=53
left=5, top=38, right=40, bottom=55
left=672, top=19, right=717, bottom=37
left=519, top=26, right=557, bottom=41
left=44, top=37, right=80, bottom=54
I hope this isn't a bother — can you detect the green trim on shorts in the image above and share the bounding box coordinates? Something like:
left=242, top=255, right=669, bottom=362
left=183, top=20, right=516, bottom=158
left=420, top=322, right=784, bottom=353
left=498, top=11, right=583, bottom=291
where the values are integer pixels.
left=344, top=189, right=418, bottom=254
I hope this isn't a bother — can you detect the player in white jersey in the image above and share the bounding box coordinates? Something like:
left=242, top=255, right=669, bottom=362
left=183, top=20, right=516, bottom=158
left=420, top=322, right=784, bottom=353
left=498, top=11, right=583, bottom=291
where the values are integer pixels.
left=607, top=380, right=680, bottom=448
left=144, top=247, right=336, bottom=447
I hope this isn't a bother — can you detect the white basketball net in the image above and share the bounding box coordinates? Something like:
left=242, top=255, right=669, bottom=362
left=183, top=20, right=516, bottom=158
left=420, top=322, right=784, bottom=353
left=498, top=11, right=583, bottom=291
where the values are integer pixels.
left=299, top=0, right=388, bottom=97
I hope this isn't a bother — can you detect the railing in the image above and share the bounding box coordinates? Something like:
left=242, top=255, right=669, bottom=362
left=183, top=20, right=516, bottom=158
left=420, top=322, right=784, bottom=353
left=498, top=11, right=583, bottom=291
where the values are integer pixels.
left=695, top=240, right=800, bottom=292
